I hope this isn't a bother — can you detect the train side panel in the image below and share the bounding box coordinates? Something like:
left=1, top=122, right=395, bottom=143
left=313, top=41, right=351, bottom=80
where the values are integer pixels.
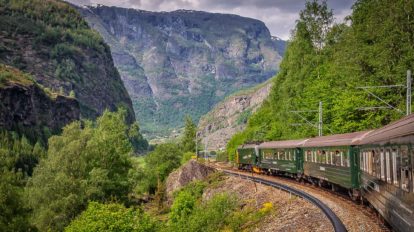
left=359, top=144, right=414, bottom=232
left=259, top=148, right=298, bottom=174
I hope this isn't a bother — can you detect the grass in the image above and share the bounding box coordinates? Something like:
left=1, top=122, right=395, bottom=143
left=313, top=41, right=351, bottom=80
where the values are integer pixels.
left=0, top=64, right=34, bottom=87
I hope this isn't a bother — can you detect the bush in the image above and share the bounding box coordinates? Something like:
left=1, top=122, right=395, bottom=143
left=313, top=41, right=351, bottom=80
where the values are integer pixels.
left=180, top=152, right=194, bottom=164
left=65, top=202, right=158, bottom=232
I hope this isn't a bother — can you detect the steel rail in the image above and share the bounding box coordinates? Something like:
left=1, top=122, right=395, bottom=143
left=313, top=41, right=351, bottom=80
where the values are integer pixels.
left=222, top=170, right=348, bottom=232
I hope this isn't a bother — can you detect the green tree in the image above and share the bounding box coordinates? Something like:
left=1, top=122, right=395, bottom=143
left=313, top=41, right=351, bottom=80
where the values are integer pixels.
left=26, top=109, right=133, bottom=231
left=128, top=122, right=149, bottom=154
left=180, top=115, right=197, bottom=153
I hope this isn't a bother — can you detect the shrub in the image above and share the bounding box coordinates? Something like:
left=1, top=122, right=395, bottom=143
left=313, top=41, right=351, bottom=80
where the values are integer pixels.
left=65, top=202, right=158, bottom=232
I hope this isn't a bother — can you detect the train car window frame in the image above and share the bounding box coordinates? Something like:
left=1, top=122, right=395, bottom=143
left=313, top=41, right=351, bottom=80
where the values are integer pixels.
left=368, top=151, right=372, bottom=174
left=392, top=148, right=399, bottom=187
left=371, top=150, right=377, bottom=177
left=334, top=150, right=341, bottom=166
left=386, top=149, right=392, bottom=184
left=362, top=151, right=366, bottom=172
left=376, top=148, right=381, bottom=179
left=380, top=149, right=385, bottom=181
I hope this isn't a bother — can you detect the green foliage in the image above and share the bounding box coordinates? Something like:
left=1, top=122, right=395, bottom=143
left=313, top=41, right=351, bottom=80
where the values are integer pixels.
left=227, top=0, right=414, bottom=156
left=128, top=122, right=149, bottom=154
left=180, top=116, right=197, bottom=153
left=0, top=169, right=32, bottom=232
left=236, top=109, right=252, bottom=125
left=168, top=193, right=237, bottom=232
left=143, top=143, right=182, bottom=194
left=65, top=202, right=158, bottom=232
left=181, top=152, right=194, bottom=165
left=26, top=109, right=133, bottom=231
left=55, top=58, right=81, bottom=81
left=69, top=90, right=76, bottom=98
left=0, top=130, right=45, bottom=231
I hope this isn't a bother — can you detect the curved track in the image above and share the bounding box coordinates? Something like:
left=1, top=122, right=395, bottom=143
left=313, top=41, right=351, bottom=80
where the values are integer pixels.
left=222, top=170, right=347, bottom=232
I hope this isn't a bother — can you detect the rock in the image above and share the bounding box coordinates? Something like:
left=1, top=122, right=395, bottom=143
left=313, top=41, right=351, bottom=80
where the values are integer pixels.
left=77, top=5, right=285, bottom=137
left=165, top=160, right=215, bottom=203
left=0, top=65, right=80, bottom=138
left=197, top=79, right=272, bottom=150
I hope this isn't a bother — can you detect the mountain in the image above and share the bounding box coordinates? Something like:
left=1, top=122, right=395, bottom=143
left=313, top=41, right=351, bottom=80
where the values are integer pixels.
left=0, top=65, right=80, bottom=141
left=76, top=5, right=284, bottom=138
left=197, top=78, right=272, bottom=150
left=0, top=0, right=135, bottom=126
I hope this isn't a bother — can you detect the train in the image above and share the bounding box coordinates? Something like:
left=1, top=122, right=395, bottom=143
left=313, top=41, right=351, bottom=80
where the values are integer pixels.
left=236, top=114, right=414, bottom=232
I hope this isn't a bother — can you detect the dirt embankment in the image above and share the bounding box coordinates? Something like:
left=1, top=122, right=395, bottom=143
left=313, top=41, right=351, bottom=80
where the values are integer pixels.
left=166, top=161, right=333, bottom=231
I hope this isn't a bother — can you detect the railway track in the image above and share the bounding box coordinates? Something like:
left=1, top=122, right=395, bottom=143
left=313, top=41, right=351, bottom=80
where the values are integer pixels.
left=221, top=170, right=347, bottom=232
left=206, top=162, right=390, bottom=232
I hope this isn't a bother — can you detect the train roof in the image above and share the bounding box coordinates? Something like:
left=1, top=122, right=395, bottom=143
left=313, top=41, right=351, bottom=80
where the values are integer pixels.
left=237, top=144, right=257, bottom=149
left=258, top=139, right=308, bottom=149
left=359, top=114, right=414, bottom=144
left=302, top=131, right=372, bottom=148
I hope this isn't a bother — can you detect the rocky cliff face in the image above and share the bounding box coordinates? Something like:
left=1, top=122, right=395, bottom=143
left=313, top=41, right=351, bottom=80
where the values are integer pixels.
left=0, top=0, right=135, bottom=123
left=197, top=79, right=272, bottom=150
left=0, top=65, right=80, bottom=140
left=77, top=5, right=284, bottom=137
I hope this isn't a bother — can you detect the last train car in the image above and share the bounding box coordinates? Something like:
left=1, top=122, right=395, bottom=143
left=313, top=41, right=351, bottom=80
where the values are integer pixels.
left=301, top=131, right=372, bottom=198
left=236, top=144, right=259, bottom=170
left=257, top=139, right=307, bottom=176
left=358, top=115, right=414, bottom=232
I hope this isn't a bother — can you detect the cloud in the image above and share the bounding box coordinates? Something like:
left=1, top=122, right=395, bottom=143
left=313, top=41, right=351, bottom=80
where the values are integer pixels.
left=66, top=0, right=356, bottom=40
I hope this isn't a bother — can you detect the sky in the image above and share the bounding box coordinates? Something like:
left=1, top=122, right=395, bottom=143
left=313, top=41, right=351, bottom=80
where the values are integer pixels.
left=67, top=0, right=356, bottom=40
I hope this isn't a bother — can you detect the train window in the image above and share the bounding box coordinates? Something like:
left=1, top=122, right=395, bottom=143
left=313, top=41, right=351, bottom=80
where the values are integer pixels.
left=344, top=151, right=350, bottom=167
left=375, top=148, right=381, bottom=179
left=326, top=151, right=330, bottom=165
left=306, top=150, right=311, bottom=162
left=281, top=151, right=286, bottom=160
left=386, top=149, right=392, bottom=184
left=333, top=150, right=340, bottom=166
left=362, top=151, right=366, bottom=172
left=312, top=150, right=316, bottom=163
left=330, top=151, right=334, bottom=165
left=380, top=149, right=385, bottom=181
left=400, top=146, right=410, bottom=192
left=360, top=151, right=364, bottom=171
left=371, top=150, right=377, bottom=176
left=368, top=151, right=373, bottom=175
left=392, top=149, right=399, bottom=187
left=264, top=151, right=273, bottom=160
left=321, top=151, right=326, bottom=164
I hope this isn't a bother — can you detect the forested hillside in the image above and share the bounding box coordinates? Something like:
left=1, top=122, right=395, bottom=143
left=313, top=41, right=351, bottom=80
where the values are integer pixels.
left=227, top=0, right=414, bottom=158
left=0, top=0, right=135, bottom=124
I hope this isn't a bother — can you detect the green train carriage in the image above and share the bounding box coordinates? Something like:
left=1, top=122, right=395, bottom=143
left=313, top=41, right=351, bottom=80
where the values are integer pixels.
left=301, top=131, right=372, bottom=198
left=257, top=139, right=307, bottom=176
left=236, top=144, right=259, bottom=170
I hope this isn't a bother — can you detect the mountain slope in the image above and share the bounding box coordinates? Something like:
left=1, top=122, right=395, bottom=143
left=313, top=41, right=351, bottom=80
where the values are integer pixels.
left=77, top=5, right=284, bottom=137
left=227, top=0, right=414, bottom=158
left=0, top=0, right=135, bottom=123
left=0, top=65, right=80, bottom=141
left=197, top=78, right=272, bottom=150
